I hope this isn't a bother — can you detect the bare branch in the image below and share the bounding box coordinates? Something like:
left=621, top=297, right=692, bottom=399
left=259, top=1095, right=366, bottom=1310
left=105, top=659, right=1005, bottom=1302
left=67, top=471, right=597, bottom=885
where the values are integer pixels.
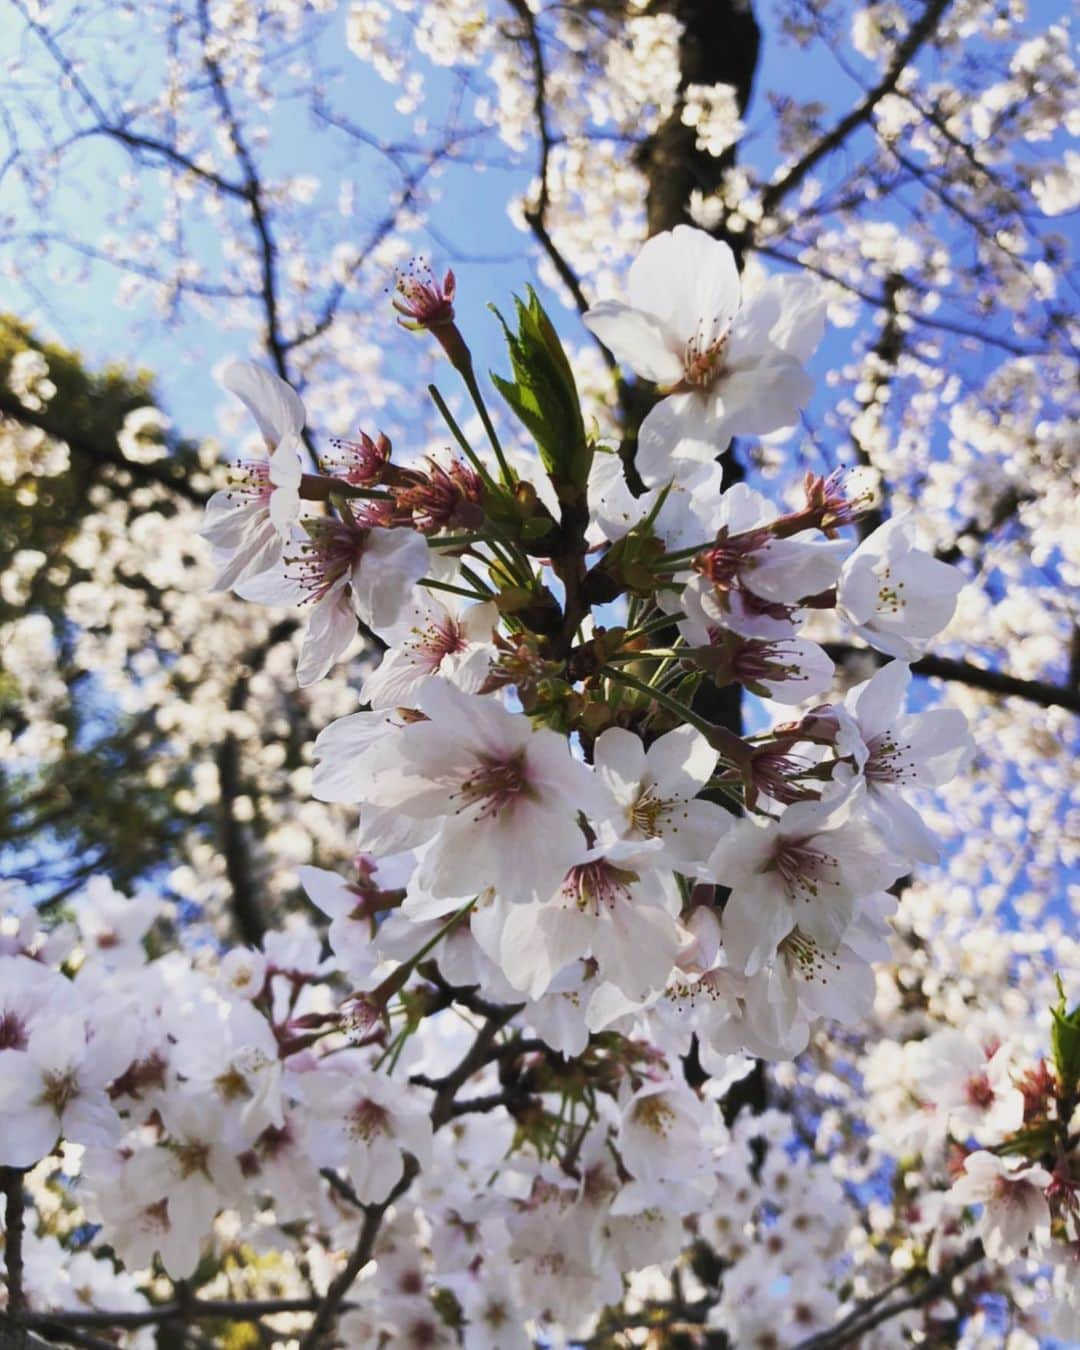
left=826, top=643, right=1080, bottom=715
left=792, top=1240, right=983, bottom=1349
left=759, top=0, right=954, bottom=216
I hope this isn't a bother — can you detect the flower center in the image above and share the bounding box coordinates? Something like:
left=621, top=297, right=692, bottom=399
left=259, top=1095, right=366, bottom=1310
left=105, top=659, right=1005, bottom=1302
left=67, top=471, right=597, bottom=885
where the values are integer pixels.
left=39, top=1068, right=79, bottom=1115
left=695, top=529, right=770, bottom=590
left=290, top=517, right=368, bottom=603
left=457, top=749, right=534, bottom=820
left=865, top=732, right=916, bottom=785
left=781, top=929, right=836, bottom=983
left=561, top=859, right=635, bottom=914
left=770, top=837, right=841, bottom=902
left=629, top=786, right=669, bottom=837
left=631, top=1093, right=677, bottom=1137
left=0, top=1009, right=28, bottom=1051
left=682, top=327, right=729, bottom=389
left=347, top=1097, right=391, bottom=1142
left=406, top=617, right=467, bottom=672
left=965, top=1072, right=995, bottom=1109
left=174, top=1140, right=212, bottom=1180
left=225, top=459, right=273, bottom=506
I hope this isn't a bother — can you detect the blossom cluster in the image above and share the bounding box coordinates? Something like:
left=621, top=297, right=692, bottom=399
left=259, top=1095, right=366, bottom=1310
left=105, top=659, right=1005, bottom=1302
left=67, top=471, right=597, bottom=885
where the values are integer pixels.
left=3, top=227, right=1076, bottom=1346
left=196, top=227, right=973, bottom=1063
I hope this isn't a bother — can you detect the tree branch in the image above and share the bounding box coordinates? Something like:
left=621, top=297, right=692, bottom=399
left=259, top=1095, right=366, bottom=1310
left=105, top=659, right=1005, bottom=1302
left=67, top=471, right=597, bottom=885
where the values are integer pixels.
left=0, top=391, right=205, bottom=504
left=759, top=0, right=954, bottom=216
left=825, top=643, right=1080, bottom=714
left=792, top=1240, right=983, bottom=1349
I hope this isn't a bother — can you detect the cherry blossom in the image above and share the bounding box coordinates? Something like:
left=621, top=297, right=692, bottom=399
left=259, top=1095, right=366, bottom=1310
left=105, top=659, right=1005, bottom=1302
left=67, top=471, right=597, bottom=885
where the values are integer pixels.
left=709, top=799, right=904, bottom=975
left=354, top=680, right=613, bottom=903
left=838, top=513, right=966, bottom=659
left=583, top=226, right=825, bottom=482
left=198, top=363, right=304, bottom=592
left=592, top=724, right=731, bottom=871
left=948, top=1151, right=1053, bottom=1262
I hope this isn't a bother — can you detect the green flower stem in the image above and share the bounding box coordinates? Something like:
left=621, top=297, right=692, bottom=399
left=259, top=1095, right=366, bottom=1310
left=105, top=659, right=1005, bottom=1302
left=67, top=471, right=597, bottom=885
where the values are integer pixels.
left=460, top=358, right=515, bottom=489
left=427, top=384, right=499, bottom=492
left=623, top=611, right=687, bottom=640
left=600, top=665, right=751, bottom=769
left=421, top=577, right=492, bottom=601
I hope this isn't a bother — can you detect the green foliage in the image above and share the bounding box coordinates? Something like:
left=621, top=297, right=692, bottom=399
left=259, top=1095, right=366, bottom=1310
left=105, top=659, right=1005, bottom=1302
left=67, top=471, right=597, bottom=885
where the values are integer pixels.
left=0, top=317, right=202, bottom=900
left=490, top=288, right=592, bottom=494
left=0, top=314, right=201, bottom=626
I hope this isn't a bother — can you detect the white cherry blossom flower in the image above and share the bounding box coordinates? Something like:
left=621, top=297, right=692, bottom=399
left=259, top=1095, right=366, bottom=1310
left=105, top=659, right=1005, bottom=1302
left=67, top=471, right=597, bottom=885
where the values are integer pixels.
left=592, top=724, right=732, bottom=872
left=616, top=1078, right=720, bottom=1191
left=833, top=660, right=974, bottom=861
left=297, top=863, right=382, bottom=985
left=948, top=1150, right=1053, bottom=1262
left=354, top=681, right=613, bottom=903
left=361, top=593, right=497, bottom=708
left=303, top=1057, right=433, bottom=1203
left=709, top=799, right=903, bottom=975
left=0, top=1012, right=126, bottom=1167
left=237, top=513, right=429, bottom=686
left=838, top=513, right=965, bottom=659
left=199, top=362, right=304, bottom=592
left=583, top=226, right=825, bottom=483
left=475, top=841, right=682, bottom=1001
left=912, top=1030, right=1025, bottom=1145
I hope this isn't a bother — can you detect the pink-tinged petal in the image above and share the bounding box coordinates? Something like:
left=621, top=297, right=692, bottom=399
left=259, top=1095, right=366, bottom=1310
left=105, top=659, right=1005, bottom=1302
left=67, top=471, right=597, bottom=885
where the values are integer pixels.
left=222, top=362, right=306, bottom=448
left=720, top=884, right=794, bottom=976
left=311, top=710, right=405, bottom=802
left=297, top=866, right=356, bottom=921
left=667, top=799, right=734, bottom=871
left=595, top=900, right=681, bottom=1001
left=268, top=482, right=300, bottom=534
left=745, top=535, right=847, bottom=604
left=352, top=527, right=428, bottom=630
left=866, top=789, right=941, bottom=865
left=737, top=274, right=826, bottom=362
left=297, top=588, right=360, bottom=686
left=798, top=944, right=875, bottom=1023
left=234, top=563, right=307, bottom=607
left=593, top=727, right=649, bottom=800
left=796, top=881, right=855, bottom=956
left=199, top=493, right=265, bottom=547
left=582, top=301, right=684, bottom=385
left=898, top=708, right=974, bottom=784
left=645, top=724, right=717, bottom=797
left=210, top=518, right=284, bottom=594
left=268, top=431, right=303, bottom=490
left=756, top=639, right=835, bottom=704
left=62, top=1091, right=123, bottom=1150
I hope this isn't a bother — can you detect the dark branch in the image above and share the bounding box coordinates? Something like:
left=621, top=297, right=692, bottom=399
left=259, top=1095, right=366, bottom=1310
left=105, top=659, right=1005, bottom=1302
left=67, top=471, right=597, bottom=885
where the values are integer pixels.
left=792, top=1240, right=983, bottom=1349
left=759, top=0, right=954, bottom=216
left=0, top=392, right=205, bottom=504
left=826, top=643, right=1080, bottom=715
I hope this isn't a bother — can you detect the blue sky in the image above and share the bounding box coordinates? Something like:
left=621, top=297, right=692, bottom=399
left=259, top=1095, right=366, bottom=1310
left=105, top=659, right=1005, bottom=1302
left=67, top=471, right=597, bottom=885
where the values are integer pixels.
left=3, top=0, right=1070, bottom=451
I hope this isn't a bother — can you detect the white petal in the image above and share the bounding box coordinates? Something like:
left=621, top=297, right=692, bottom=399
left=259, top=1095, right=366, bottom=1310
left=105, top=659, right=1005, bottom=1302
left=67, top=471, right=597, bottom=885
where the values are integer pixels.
left=297, top=589, right=357, bottom=686
left=636, top=394, right=725, bottom=487
left=222, top=362, right=306, bottom=447
left=582, top=301, right=684, bottom=385
left=628, top=225, right=740, bottom=346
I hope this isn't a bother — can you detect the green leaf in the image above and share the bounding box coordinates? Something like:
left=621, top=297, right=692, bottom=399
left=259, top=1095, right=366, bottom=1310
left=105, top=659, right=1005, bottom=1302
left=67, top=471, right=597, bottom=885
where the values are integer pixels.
left=489, top=289, right=591, bottom=491
left=1050, top=974, right=1080, bottom=1094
